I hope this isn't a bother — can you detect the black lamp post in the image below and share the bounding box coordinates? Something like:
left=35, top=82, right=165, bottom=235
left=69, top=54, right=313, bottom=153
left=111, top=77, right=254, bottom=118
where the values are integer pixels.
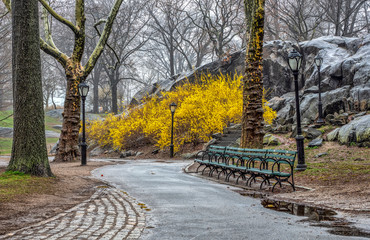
left=314, top=56, right=325, bottom=125
left=78, top=82, right=89, bottom=166
left=169, top=102, right=177, bottom=158
left=288, top=49, right=306, bottom=171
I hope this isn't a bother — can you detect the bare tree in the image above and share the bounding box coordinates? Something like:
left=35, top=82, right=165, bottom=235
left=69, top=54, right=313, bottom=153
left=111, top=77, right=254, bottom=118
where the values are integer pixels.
left=8, top=0, right=52, bottom=176
left=99, top=0, right=149, bottom=113
left=317, top=0, right=368, bottom=36
left=189, top=0, right=244, bottom=59
left=0, top=5, right=11, bottom=110
left=2, top=0, right=125, bottom=162
left=265, top=0, right=324, bottom=41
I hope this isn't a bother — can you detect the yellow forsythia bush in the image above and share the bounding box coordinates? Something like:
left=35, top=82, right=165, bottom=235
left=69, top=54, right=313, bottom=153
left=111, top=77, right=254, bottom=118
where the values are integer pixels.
left=87, top=73, right=276, bottom=152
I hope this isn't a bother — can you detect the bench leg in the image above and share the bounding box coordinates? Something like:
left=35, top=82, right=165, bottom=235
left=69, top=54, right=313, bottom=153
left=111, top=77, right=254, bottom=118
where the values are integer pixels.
left=236, top=172, right=245, bottom=184
left=196, top=164, right=204, bottom=173
left=271, top=179, right=281, bottom=192
left=201, top=165, right=210, bottom=175
left=218, top=168, right=226, bottom=179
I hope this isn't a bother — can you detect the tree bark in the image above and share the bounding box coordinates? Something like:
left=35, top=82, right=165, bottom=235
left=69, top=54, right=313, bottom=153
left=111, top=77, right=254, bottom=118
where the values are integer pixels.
left=54, top=61, right=83, bottom=162
left=8, top=0, right=52, bottom=176
left=241, top=0, right=265, bottom=149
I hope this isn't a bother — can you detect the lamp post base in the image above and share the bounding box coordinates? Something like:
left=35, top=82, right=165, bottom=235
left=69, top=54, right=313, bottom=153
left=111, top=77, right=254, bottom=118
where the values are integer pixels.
left=316, top=118, right=325, bottom=125
left=170, top=144, right=174, bottom=158
left=295, top=163, right=307, bottom=171
left=295, top=135, right=306, bottom=171
left=80, top=142, right=87, bottom=166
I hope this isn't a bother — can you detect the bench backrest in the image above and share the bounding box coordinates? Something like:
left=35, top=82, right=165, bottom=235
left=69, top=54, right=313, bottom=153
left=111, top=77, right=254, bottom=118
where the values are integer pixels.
left=265, top=149, right=297, bottom=166
left=207, top=145, right=227, bottom=154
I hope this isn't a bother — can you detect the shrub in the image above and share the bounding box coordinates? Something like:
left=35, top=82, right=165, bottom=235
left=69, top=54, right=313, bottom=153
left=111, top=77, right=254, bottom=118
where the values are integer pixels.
left=87, top=73, right=276, bottom=152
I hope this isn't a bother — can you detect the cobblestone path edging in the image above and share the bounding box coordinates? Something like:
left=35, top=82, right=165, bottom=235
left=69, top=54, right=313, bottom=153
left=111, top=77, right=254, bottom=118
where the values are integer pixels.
left=0, top=187, right=146, bottom=240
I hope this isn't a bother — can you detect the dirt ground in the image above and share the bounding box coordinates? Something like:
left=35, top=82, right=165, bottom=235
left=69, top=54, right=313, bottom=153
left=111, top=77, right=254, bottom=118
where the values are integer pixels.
left=0, top=160, right=112, bottom=235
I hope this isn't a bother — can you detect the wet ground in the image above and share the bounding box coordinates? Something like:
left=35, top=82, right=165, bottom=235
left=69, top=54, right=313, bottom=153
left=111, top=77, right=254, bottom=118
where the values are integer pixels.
left=93, top=159, right=370, bottom=240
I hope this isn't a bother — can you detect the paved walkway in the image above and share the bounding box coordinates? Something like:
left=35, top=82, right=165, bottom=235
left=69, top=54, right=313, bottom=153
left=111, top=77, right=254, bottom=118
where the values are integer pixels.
left=0, top=187, right=145, bottom=240
left=94, top=160, right=368, bottom=240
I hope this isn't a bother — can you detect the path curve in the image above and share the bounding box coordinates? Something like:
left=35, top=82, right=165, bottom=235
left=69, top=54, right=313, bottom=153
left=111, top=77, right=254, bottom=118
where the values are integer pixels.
left=93, top=159, right=367, bottom=240
left=0, top=187, right=145, bottom=240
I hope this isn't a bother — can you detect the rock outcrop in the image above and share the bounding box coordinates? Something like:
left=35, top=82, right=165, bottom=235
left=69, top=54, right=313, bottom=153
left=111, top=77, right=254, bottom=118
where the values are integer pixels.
left=326, top=114, right=370, bottom=147
left=268, top=35, right=370, bottom=124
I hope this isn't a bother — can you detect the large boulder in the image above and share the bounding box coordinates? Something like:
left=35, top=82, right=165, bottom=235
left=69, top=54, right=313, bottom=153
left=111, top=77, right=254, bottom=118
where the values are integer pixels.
left=0, top=127, right=59, bottom=138
left=0, top=127, right=13, bottom=138
left=337, top=114, right=370, bottom=146
left=327, top=128, right=340, bottom=141
left=263, top=134, right=280, bottom=146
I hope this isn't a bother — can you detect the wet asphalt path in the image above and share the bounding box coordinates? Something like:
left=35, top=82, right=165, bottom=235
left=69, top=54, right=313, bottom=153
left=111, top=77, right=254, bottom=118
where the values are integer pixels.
left=93, top=160, right=365, bottom=240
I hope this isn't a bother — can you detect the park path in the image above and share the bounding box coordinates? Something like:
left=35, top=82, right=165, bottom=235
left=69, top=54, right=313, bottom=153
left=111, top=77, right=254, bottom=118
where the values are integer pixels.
left=0, top=187, right=145, bottom=240
left=0, top=158, right=368, bottom=240
left=93, top=159, right=367, bottom=240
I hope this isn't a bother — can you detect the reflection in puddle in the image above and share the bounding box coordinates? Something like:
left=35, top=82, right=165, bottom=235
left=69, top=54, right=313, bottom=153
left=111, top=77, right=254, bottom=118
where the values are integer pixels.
left=234, top=189, right=370, bottom=238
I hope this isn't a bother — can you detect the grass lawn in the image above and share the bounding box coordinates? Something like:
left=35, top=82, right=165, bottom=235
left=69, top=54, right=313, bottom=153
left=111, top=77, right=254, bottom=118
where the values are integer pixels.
left=0, top=138, right=12, bottom=155
left=0, top=110, right=13, bottom=128
left=0, top=138, right=59, bottom=155
left=0, top=110, right=62, bottom=132
left=0, top=171, right=56, bottom=203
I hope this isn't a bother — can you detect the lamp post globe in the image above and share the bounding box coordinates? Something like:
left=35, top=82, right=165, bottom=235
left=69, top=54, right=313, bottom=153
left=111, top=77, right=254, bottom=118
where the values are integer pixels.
left=288, top=49, right=306, bottom=171
left=169, top=102, right=177, bottom=158
left=314, top=56, right=325, bottom=125
left=78, top=82, right=89, bottom=166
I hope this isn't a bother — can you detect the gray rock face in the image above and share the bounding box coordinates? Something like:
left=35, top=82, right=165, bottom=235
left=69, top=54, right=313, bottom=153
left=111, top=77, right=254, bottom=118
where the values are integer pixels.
left=337, top=114, right=370, bottom=145
left=0, top=127, right=13, bottom=138
left=263, top=134, right=280, bottom=146
left=90, top=146, right=105, bottom=157
left=308, top=138, right=323, bottom=147
left=45, top=109, right=63, bottom=119
left=49, top=140, right=59, bottom=154
left=0, top=127, right=59, bottom=138
left=303, top=127, right=322, bottom=140
left=131, top=50, right=245, bottom=105
left=131, top=35, right=370, bottom=125
left=326, top=128, right=340, bottom=141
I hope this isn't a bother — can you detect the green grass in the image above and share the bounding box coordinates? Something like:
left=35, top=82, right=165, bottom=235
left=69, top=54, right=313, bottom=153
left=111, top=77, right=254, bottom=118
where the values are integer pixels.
left=0, top=171, right=55, bottom=202
left=0, top=138, right=59, bottom=155
left=0, top=110, right=62, bottom=132
left=44, top=115, right=62, bottom=132
left=0, top=138, right=12, bottom=155
left=0, top=110, right=14, bottom=128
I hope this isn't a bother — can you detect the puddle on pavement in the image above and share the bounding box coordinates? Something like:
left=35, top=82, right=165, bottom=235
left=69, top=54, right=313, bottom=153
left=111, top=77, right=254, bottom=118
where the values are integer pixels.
left=234, top=189, right=370, bottom=238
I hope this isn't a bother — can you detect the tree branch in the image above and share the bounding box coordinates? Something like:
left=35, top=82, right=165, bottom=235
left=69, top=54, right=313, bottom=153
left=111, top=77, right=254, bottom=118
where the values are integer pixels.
left=41, top=5, right=58, bottom=50
left=72, top=0, right=86, bottom=62
left=38, top=0, right=78, bottom=34
left=1, top=0, right=10, bottom=11
left=84, top=0, right=124, bottom=78
left=40, top=38, right=68, bottom=67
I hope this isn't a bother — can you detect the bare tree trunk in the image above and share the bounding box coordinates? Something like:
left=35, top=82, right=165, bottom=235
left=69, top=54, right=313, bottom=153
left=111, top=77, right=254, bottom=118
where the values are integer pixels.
left=111, top=72, right=118, bottom=114
left=241, top=0, right=265, bottom=149
left=92, top=64, right=101, bottom=114
left=51, top=90, right=57, bottom=109
left=8, top=0, right=52, bottom=176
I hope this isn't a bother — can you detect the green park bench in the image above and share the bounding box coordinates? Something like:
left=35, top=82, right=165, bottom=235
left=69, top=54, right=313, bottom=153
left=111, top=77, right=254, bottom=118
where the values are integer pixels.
left=194, top=145, right=297, bottom=192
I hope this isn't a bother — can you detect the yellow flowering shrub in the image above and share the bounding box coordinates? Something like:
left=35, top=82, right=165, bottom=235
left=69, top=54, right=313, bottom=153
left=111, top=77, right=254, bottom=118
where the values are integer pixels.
left=87, top=73, right=276, bottom=152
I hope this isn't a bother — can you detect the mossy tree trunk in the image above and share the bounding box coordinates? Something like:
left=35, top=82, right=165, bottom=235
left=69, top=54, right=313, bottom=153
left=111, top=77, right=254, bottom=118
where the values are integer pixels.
left=2, top=0, right=124, bottom=162
left=241, top=0, right=266, bottom=149
left=8, top=0, right=53, bottom=176
left=54, top=61, right=84, bottom=162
